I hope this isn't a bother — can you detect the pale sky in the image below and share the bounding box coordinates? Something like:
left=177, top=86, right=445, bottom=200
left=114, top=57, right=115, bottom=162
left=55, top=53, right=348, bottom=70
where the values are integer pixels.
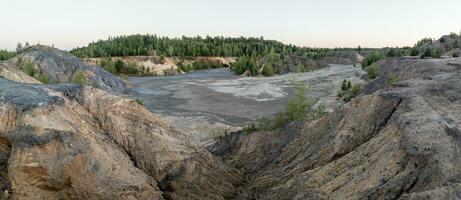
left=1, top=0, right=460, bottom=50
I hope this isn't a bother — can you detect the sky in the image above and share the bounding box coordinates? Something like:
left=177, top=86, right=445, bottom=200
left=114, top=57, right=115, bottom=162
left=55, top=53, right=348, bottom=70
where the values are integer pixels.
left=1, top=0, right=461, bottom=50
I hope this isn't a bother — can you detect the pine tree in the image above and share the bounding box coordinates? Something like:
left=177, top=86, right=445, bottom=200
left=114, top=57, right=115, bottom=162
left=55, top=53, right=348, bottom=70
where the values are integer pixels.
left=341, top=80, right=348, bottom=91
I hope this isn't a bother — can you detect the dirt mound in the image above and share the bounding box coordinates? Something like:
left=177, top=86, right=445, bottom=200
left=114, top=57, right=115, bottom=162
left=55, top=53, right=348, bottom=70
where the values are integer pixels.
left=6, top=45, right=131, bottom=93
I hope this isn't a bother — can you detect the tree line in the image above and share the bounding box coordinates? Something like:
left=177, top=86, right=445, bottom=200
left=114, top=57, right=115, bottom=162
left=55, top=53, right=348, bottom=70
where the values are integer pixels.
left=70, top=34, right=330, bottom=59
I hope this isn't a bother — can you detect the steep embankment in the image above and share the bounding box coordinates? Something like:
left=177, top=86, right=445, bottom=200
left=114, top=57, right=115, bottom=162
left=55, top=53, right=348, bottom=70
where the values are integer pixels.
left=0, top=73, right=242, bottom=199
left=84, top=56, right=236, bottom=76
left=5, top=46, right=131, bottom=93
left=211, top=57, right=461, bottom=199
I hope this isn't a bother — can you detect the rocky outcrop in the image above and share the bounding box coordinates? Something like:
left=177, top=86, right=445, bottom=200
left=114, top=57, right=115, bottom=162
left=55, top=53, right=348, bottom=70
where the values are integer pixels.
left=0, top=78, right=242, bottom=199
left=5, top=46, right=131, bottom=93
left=0, top=80, right=162, bottom=199
left=210, top=57, right=461, bottom=199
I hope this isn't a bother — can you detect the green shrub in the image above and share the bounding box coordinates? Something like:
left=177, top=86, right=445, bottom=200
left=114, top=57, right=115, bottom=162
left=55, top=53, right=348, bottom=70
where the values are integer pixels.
left=350, top=84, right=362, bottom=96
left=126, top=61, right=140, bottom=74
left=177, top=61, right=193, bottom=72
left=421, top=48, right=432, bottom=59
left=410, top=48, right=420, bottom=56
left=386, top=74, right=399, bottom=86
left=24, top=60, right=37, bottom=77
left=244, top=83, right=329, bottom=134
left=135, top=98, right=144, bottom=105
left=431, top=48, right=442, bottom=58
left=315, top=104, right=327, bottom=117
left=243, top=123, right=258, bottom=134
left=365, top=64, right=379, bottom=79
left=98, top=57, right=116, bottom=73
left=340, top=83, right=362, bottom=102
left=231, top=56, right=257, bottom=76
left=0, top=50, right=16, bottom=60
left=282, top=84, right=313, bottom=122
left=362, top=51, right=383, bottom=68
left=255, top=117, right=274, bottom=131
left=15, top=57, right=23, bottom=67
left=340, top=79, right=348, bottom=91
left=262, top=63, right=274, bottom=76
left=73, top=69, right=87, bottom=86
left=35, top=73, right=49, bottom=84
left=340, top=79, right=352, bottom=91
left=296, top=63, right=304, bottom=73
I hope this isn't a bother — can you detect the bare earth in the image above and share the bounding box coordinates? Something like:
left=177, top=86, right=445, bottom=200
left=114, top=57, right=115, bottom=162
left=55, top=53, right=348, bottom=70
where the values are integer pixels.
left=126, top=65, right=365, bottom=145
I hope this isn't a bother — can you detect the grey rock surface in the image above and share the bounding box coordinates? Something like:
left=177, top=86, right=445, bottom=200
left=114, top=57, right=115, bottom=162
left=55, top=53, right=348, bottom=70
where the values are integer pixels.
left=6, top=45, right=131, bottom=93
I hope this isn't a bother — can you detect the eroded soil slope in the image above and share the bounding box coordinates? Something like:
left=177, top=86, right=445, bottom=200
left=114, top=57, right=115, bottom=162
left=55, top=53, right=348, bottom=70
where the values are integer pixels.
left=211, top=57, right=461, bottom=199
left=0, top=78, right=242, bottom=199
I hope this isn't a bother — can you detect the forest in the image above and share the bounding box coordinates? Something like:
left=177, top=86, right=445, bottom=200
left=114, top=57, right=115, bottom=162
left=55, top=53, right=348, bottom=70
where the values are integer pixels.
left=70, top=34, right=330, bottom=58
left=70, top=34, right=339, bottom=75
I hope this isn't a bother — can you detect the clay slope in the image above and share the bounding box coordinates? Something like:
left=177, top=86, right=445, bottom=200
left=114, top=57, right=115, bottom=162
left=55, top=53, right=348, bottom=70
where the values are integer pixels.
left=5, top=46, right=131, bottom=93
left=0, top=64, right=40, bottom=84
left=0, top=78, right=242, bottom=199
left=210, top=57, right=461, bottom=199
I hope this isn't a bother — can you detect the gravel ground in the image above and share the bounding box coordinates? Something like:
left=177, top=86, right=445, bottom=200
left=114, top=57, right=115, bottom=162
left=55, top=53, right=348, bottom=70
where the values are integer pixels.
left=126, top=65, right=365, bottom=144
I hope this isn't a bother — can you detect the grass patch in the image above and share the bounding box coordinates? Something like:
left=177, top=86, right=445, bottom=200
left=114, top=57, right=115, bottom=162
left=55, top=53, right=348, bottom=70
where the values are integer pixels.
left=72, top=69, right=87, bottom=86
left=365, top=64, right=379, bottom=80
left=35, top=73, right=49, bottom=84
left=362, top=51, right=383, bottom=68
left=386, top=74, right=399, bottom=87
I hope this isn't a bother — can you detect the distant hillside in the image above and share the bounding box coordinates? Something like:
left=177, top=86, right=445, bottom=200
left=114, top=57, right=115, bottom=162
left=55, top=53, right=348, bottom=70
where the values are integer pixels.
left=414, top=33, right=461, bottom=57
left=232, top=50, right=364, bottom=76
left=358, top=33, right=461, bottom=71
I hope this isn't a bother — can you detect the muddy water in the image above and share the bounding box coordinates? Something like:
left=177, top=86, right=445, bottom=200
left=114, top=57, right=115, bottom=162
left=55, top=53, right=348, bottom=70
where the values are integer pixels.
left=126, top=65, right=365, bottom=145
